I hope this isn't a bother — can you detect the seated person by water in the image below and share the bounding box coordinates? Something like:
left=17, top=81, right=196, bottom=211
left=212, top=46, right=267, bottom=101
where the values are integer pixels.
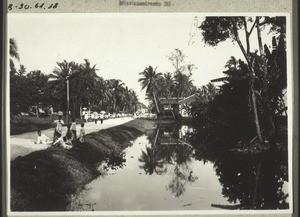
left=35, top=130, right=51, bottom=144
left=52, top=132, right=72, bottom=149
left=66, top=124, right=74, bottom=141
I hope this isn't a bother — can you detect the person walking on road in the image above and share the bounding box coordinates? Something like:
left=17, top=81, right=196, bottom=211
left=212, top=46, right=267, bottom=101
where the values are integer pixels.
left=84, top=113, right=89, bottom=123
left=94, top=111, right=98, bottom=124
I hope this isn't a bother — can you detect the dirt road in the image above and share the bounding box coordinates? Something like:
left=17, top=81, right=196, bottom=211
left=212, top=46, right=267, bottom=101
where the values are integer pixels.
left=10, top=117, right=134, bottom=161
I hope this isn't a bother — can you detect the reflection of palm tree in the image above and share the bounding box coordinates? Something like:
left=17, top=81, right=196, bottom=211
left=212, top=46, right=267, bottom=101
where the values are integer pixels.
left=167, top=165, right=198, bottom=198
left=138, top=147, right=165, bottom=175
left=168, top=176, right=185, bottom=197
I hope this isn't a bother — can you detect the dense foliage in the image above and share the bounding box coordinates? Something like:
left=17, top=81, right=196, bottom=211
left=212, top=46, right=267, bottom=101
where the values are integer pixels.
left=191, top=16, right=287, bottom=149
left=10, top=44, right=140, bottom=118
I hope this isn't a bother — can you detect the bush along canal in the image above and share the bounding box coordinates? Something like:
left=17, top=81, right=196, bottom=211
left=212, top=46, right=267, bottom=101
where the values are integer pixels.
left=10, top=119, right=289, bottom=211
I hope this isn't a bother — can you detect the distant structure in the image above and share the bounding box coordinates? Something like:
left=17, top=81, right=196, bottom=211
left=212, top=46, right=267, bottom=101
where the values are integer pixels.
left=159, top=94, right=198, bottom=118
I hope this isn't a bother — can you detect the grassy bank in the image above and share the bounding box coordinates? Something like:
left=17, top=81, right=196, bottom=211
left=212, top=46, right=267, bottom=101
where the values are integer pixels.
left=10, top=118, right=156, bottom=211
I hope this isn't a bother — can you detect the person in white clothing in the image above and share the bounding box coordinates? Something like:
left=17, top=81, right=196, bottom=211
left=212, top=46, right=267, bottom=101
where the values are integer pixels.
left=52, top=132, right=72, bottom=149
left=35, top=130, right=50, bottom=144
left=79, top=123, right=85, bottom=142
left=53, top=116, right=64, bottom=142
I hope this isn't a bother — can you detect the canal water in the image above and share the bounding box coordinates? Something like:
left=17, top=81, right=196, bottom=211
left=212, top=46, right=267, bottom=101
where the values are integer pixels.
left=68, top=124, right=289, bottom=211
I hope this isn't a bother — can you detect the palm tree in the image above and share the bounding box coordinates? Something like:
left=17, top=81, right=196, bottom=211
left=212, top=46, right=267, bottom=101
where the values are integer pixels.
left=78, top=59, right=100, bottom=104
left=9, top=38, right=20, bottom=61
left=108, top=79, right=125, bottom=113
left=9, top=38, right=20, bottom=76
left=51, top=60, right=74, bottom=80
left=49, top=60, right=75, bottom=116
left=162, top=72, right=175, bottom=98
left=129, top=90, right=139, bottom=113
left=224, top=56, right=239, bottom=70
left=174, top=72, right=195, bottom=98
left=138, top=66, right=162, bottom=113
left=197, top=83, right=218, bottom=101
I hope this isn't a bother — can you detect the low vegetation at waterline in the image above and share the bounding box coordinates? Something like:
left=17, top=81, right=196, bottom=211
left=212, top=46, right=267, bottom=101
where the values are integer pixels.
left=10, top=119, right=156, bottom=211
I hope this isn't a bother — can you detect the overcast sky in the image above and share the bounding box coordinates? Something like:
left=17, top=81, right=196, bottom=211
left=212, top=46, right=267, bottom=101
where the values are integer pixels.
left=8, top=14, right=277, bottom=104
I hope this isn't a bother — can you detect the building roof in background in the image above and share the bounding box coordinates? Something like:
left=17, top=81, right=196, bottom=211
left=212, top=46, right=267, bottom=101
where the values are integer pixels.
left=178, top=94, right=198, bottom=104
left=159, top=97, right=183, bottom=105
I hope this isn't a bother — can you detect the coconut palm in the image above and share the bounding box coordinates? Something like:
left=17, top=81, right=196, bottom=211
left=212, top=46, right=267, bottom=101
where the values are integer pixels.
left=78, top=59, right=100, bottom=103
left=161, top=72, right=175, bottom=98
left=129, top=90, right=139, bottom=113
left=108, top=79, right=125, bottom=113
left=48, top=60, right=76, bottom=115
left=224, top=56, right=239, bottom=70
left=138, top=66, right=162, bottom=113
left=9, top=38, right=20, bottom=61
left=174, top=72, right=195, bottom=98
left=197, top=83, right=218, bottom=101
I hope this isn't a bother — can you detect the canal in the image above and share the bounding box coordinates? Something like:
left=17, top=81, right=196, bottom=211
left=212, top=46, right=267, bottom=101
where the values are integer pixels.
left=67, top=124, right=289, bottom=211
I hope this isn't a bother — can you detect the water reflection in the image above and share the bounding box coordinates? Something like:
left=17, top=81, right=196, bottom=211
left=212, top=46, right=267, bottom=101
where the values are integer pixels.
left=14, top=122, right=288, bottom=211
left=141, top=123, right=289, bottom=209
left=211, top=152, right=289, bottom=209
left=138, top=124, right=198, bottom=198
left=187, top=123, right=289, bottom=210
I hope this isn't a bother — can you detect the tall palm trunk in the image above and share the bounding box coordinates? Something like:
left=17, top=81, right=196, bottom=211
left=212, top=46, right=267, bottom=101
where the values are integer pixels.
left=256, top=17, right=276, bottom=148
left=152, top=92, right=160, bottom=113
left=80, top=103, right=82, bottom=118
left=72, top=101, right=76, bottom=118
left=35, top=103, right=39, bottom=118
left=233, top=23, right=263, bottom=144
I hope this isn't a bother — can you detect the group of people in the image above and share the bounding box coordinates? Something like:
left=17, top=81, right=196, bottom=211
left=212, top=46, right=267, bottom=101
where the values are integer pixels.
left=83, top=111, right=105, bottom=124
left=35, top=116, right=86, bottom=149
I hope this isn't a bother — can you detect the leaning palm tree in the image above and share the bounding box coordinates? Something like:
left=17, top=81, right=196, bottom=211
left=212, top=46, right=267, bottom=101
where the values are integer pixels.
left=138, top=66, right=162, bottom=113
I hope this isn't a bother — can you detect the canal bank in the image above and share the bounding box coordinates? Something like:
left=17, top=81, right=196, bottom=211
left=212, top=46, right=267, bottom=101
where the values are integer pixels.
left=10, top=118, right=156, bottom=211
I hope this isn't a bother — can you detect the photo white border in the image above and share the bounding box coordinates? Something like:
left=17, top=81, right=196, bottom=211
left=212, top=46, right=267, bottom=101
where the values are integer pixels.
left=5, top=12, right=294, bottom=216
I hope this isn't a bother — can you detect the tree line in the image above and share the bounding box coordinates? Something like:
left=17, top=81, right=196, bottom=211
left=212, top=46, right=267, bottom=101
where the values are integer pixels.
left=10, top=39, right=140, bottom=118
left=138, top=48, right=218, bottom=114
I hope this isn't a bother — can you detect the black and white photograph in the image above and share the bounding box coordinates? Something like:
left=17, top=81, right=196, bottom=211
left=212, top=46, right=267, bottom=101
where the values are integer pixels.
left=6, top=13, right=293, bottom=215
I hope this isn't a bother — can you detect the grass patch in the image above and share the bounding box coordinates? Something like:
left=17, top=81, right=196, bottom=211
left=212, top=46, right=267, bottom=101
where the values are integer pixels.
left=10, top=116, right=56, bottom=135
left=10, top=118, right=156, bottom=211
left=10, top=115, right=86, bottom=135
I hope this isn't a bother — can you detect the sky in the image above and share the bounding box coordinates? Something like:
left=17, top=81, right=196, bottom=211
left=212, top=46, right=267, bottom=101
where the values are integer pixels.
left=8, top=13, right=277, bottom=105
